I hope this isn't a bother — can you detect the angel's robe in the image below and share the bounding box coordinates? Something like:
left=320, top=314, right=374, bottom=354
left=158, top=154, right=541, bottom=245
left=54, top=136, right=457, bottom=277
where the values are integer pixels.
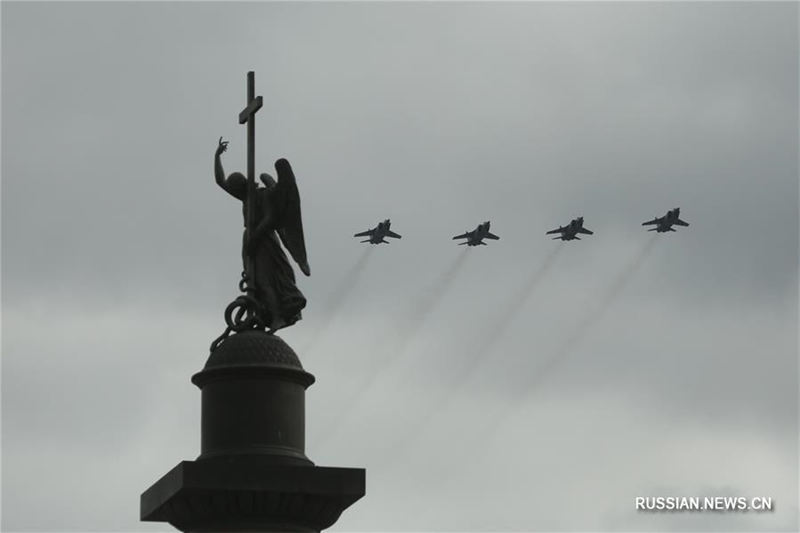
left=244, top=186, right=306, bottom=328
left=225, top=170, right=307, bottom=330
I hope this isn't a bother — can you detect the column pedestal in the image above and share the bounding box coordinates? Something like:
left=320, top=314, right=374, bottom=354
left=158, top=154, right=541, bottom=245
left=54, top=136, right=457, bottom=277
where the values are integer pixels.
left=141, top=331, right=365, bottom=532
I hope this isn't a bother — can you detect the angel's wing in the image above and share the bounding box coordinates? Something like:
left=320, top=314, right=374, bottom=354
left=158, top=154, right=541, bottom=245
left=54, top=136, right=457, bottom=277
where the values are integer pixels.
left=273, top=159, right=310, bottom=276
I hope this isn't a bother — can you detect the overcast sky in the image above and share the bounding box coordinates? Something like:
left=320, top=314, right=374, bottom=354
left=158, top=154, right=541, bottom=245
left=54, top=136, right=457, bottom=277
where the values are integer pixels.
left=2, top=2, right=798, bottom=532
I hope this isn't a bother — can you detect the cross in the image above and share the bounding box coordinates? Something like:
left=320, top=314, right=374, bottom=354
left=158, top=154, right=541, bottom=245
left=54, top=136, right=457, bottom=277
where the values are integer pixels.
left=239, top=71, right=263, bottom=286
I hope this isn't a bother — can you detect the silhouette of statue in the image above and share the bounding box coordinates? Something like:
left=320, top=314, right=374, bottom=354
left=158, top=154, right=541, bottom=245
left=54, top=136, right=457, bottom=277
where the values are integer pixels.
left=212, top=137, right=310, bottom=345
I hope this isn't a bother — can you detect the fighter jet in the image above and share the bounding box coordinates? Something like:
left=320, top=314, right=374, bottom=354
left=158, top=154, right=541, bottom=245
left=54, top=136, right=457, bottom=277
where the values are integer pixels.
left=546, top=217, right=594, bottom=241
left=354, top=219, right=402, bottom=244
left=452, top=221, right=500, bottom=246
left=642, top=208, right=689, bottom=232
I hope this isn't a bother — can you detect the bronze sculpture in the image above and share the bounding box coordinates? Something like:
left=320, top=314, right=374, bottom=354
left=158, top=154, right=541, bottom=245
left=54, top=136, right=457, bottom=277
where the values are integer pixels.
left=211, top=73, right=309, bottom=351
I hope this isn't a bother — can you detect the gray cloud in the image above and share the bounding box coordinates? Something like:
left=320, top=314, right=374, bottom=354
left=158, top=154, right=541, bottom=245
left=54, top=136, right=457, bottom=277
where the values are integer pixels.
left=2, top=2, right=797, bottom=532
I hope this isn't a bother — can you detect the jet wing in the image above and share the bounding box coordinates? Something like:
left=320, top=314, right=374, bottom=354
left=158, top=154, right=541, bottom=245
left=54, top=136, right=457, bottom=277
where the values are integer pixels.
left=546, top=228, right=562, bottom=235
left=642, top=217, right=662, bottom=226
left=674, top=219, right=689, bottom=227
left=485, top=232, right=500, bottom=240
left=354, top=229, right=374, bottom=237
left=386, top=230, right=402, bottom=239
left=453, top=232, right=471, bottom=240
left=577, top=227, right=593, bottom=235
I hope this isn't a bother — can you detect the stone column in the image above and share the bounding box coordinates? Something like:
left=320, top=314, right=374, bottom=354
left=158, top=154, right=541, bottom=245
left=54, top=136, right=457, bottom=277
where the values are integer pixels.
left=141, top=330, right=365, bottom=532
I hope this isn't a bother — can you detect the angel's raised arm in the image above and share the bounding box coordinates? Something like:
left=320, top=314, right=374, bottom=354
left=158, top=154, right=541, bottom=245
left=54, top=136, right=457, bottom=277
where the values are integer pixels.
left=214, top=137, right=246, bottom=201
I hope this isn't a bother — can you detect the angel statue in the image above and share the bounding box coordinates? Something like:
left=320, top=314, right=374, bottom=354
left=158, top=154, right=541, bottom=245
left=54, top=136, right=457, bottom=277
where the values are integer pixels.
left=212, top=137, right=310, bottom=343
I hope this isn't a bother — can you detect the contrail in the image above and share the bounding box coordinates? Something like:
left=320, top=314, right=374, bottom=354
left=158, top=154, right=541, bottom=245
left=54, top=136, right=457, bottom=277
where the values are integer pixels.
left=311, top=249, right=469, bottom=449
left=547, top=236, right=658, bottom=363
left=389, top=248, right=470, bottom=357
left=463, top=245, right=563, bottom=382
left=387, top=245, right=563, bottom=462
left=442, top=236, right=660, bottom=471
left=301, top=246, right=374, bottom=355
